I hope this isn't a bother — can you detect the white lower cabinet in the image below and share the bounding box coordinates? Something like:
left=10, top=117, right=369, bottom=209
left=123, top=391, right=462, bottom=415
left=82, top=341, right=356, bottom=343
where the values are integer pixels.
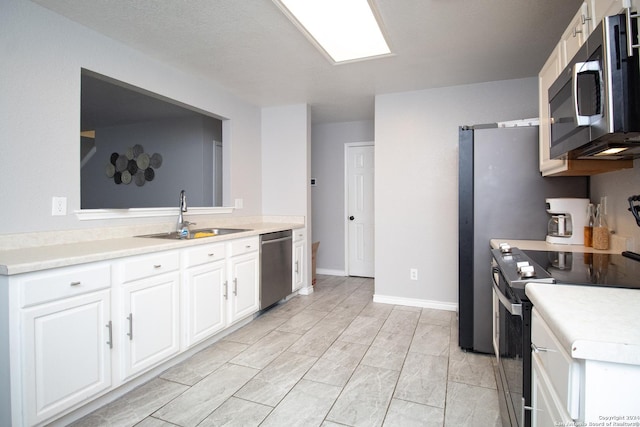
left=16, top=262, right=112, bottom=426
left=227, top=237, right=259, bottom=323
left=182, top=242, right=227, bottom=348
left=531, top=307, right=640, bottom=426
left=118, top=270, right=180, bottom=381
left=3, top=233, right=285, bottom=426
left=293, top=229, right=306, bottom=292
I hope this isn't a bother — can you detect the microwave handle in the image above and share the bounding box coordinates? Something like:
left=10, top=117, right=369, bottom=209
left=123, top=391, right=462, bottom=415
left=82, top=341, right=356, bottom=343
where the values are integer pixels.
left=625, top=6, right=640, bottom=56
left=491, top=267, right=522, bottom=317
left=572, top=61, right=601, bottom=126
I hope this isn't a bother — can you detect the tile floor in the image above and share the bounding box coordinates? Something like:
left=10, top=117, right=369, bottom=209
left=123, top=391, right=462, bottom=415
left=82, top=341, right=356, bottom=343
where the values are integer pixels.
left=72, top=275, right=501, bottom=427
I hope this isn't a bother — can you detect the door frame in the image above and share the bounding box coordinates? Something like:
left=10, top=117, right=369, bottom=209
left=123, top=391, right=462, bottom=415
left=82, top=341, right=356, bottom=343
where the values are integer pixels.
left=344, top=142, right=374, bottom=277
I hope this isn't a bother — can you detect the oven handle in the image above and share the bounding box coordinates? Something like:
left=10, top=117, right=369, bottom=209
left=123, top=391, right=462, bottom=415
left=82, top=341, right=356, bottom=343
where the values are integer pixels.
left=492, top=267, right=522, bottom=317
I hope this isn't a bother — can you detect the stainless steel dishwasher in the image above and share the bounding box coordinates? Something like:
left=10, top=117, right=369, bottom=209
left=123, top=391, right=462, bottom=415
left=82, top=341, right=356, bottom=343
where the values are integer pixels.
left=259, top=230, right=292, bottom=309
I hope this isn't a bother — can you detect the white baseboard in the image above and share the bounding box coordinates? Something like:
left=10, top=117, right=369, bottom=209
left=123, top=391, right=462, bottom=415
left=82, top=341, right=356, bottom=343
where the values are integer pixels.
left=373, top=294, right=458, bottom=312
left=316, top=268, right=347, bottom=276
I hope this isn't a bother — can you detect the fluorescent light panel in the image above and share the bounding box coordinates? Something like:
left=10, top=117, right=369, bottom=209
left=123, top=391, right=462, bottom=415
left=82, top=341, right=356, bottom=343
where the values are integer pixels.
left=275, top=0, right=391, bottom=63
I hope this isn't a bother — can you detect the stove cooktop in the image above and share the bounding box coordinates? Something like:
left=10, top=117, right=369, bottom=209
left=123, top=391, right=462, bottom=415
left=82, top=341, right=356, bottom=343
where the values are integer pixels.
left=523, top=250, right=640, bottom=289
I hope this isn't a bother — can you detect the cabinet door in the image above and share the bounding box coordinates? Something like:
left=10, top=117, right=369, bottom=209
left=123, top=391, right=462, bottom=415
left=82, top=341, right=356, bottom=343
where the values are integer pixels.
left=183, top=261, right=226, bottom=348
left=21, top=289, right=112, bottom=426
left=531, top=354, right=573, bottom=427
left=120, top=272, right=180, bottom=380
left=561, top=2, right=589, bottom=65
left=293, top=240, right=305, bottom=291
left=590, top=0, right=622, bottom=28
left=228, top=252, right=259, bottom=323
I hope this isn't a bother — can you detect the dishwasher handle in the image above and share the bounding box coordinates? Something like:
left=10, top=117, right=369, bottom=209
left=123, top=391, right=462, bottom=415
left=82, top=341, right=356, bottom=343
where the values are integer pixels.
left=261, top=236, right=292, bottom=245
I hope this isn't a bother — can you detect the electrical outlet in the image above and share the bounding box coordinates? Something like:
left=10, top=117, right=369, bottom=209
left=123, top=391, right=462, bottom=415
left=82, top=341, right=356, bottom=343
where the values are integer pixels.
left=410, top=268, right=418, bottom=281
left=52, top=197, right=67, bottom=216
left=234, top=198, right=243, bottom=209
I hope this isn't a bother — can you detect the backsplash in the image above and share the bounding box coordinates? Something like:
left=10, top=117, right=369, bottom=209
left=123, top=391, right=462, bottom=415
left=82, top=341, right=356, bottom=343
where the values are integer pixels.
left=591, top=159, right=640, bottom=252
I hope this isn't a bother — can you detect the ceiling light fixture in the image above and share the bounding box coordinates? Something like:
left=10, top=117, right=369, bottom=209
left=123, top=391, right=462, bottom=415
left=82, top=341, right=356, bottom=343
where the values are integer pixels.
left=273, top=0, right=391, bottom=63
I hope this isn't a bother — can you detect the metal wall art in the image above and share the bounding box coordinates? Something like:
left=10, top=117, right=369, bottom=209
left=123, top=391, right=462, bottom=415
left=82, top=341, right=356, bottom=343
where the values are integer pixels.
left=105, top=144, right=162, bottom=186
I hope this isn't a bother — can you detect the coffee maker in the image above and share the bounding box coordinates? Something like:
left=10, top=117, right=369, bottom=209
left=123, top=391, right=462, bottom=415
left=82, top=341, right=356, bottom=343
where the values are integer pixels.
left=546, top=198, right=589, bottom=245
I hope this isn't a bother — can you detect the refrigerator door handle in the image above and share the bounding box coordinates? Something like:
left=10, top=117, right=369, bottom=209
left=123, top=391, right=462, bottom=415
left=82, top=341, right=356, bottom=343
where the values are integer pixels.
left=492, top=268, right=522, bottom=317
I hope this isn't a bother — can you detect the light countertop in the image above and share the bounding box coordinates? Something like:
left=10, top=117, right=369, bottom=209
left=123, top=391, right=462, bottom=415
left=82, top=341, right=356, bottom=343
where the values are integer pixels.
left=490, top=238, right=626, bottom=254
left=0, top=222, right=303, bottom=276
left=526, top=283, right=640, bottom=365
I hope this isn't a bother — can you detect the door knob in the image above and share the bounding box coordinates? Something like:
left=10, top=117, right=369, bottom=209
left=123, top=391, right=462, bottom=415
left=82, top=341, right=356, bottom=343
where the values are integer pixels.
left=349, top=216, right=355, bottom=221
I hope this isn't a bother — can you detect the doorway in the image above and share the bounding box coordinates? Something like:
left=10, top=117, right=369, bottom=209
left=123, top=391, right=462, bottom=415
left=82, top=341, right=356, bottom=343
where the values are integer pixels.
left=345, top=143, right=374, bottom=277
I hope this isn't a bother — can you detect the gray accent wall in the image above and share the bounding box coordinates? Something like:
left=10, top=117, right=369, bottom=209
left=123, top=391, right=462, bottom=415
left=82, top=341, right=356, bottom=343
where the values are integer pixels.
left=311, top=120, right=374, bottom=275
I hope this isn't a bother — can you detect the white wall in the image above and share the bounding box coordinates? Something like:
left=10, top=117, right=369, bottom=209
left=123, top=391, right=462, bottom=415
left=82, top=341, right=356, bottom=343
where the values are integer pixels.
left=0, top=0, right=262, bottom=235
left=590, top=160, right=640, bottom=252
left=311, top=120, right=374, bottom=274
left=261, top=104, right=312, bottom=288
left=374, top=78, right=538, bottom=307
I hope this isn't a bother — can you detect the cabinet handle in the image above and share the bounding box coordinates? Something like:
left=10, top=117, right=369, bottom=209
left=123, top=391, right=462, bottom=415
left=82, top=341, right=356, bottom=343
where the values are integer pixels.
left=295, top=260, right=299, bottom=274
left=245, top=245, right=252, bottom=249
left=208, top=253, right=215, bottom=257
left=223, top=280, right=228, bottom=300
left=531, top=343, right=553, bottom=353
left=127, top=313, right=133, bottom=340
left=106, top=321, right=113, bottom=349
left=572, top=27, right=582, bottom=37
left=153, top=264, right=162, bottom=269
left=233, top=278, right=238, bottom=296
left=70, top=281, right=81, bottom=286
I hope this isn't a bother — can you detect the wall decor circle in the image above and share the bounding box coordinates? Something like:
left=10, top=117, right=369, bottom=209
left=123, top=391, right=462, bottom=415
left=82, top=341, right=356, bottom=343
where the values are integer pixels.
left=105, top=144, right=162, bottom=186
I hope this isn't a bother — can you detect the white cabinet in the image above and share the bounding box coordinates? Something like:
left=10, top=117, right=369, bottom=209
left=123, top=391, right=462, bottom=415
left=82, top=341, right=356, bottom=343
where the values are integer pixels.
left=227, top=237, right=259, bottom=324
left=293, top=229, right=306, bottom=292
left=116, top=251, right=180, bottom=381
left=18, top=263, right=112, bottom=426
left=530, top=307, right=640, bottom=426
left=182, top=242, right=227, bottom=348
left=561, top=2, right=590, bottom=65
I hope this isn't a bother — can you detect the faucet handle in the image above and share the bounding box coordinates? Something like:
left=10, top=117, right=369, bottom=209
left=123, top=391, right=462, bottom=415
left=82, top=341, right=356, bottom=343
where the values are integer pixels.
left=183, top=221, right=196, bottom=227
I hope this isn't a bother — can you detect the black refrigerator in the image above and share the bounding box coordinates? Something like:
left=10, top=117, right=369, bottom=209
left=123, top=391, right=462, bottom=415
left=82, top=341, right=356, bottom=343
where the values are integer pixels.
left=458, top=123, right=588, bottom=353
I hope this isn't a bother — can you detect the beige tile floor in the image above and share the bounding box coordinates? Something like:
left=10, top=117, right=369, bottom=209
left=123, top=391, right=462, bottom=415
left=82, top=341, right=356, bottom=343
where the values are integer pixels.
left=72, top=275, right=501, bottom=427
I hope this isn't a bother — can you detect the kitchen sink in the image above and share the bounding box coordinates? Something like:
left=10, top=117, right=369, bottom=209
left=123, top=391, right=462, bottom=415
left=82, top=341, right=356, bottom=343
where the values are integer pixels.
left=137, top=228, right=251, bottom=240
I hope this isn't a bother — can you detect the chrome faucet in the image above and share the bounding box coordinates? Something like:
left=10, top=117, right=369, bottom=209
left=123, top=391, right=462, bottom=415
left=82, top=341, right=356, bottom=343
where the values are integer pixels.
left=177, top=190, right=192, bottom=236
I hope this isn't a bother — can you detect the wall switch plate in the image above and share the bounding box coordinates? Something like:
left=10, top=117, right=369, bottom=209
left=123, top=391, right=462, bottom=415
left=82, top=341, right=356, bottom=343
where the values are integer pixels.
left=52, top=196, right=67, bottom=216
left=410, top=268, right=418, bottom=281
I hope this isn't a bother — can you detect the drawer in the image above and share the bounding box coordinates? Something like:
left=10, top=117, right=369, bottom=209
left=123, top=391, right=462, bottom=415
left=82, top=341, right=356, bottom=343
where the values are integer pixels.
left=293, top=229, right=306, bottom=242
left=21, top=263, right=111, bottom=307
left=119, top=251, right=179, bottom=283
left=184, top=242, right=226, bottom=268
left=531, top=308, right=581, bottom=419
left=228, top=237, right=259, bottom=257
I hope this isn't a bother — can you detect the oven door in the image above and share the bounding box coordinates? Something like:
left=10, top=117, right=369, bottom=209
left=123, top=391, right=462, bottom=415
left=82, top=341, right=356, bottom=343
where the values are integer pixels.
left=492, top=267, right=526, bottom=427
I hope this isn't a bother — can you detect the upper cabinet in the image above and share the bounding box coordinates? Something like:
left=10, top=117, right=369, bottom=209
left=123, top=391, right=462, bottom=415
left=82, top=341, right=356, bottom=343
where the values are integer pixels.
left=538, top=0, right=636, bottom=176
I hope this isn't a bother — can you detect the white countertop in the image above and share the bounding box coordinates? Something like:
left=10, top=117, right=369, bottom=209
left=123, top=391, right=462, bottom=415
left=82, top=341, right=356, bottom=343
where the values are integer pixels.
left=0, top=222, right=303, bottom=276
left=526, top=283, right=640, bottom=366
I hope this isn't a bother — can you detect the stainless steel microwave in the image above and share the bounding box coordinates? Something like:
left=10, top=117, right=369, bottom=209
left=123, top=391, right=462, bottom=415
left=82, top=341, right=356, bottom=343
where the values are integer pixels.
left=549, top=13, right=640, bottom=160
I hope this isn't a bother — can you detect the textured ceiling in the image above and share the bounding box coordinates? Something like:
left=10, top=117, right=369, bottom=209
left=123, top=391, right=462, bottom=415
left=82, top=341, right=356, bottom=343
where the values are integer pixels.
left=33, top=0, right=584, bottom=124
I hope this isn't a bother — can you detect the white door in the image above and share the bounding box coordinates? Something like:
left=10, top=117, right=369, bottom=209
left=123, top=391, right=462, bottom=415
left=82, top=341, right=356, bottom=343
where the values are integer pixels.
left=346, top=144, right=374, bottom=277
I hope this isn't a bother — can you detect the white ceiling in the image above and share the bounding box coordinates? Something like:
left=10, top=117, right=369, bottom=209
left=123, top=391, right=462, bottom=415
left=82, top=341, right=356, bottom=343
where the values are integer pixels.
left=33, top=0, right=583, bottom=124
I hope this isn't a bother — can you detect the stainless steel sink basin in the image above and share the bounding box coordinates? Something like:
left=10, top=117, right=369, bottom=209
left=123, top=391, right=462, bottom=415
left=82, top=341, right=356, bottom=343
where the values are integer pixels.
left=137, top=228, right=251, bottom=240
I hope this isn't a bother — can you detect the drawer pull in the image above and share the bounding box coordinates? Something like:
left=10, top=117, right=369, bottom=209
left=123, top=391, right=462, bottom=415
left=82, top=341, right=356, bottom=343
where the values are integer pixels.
left=245, top=245, right=252, bottom=249
left=153, top=264, right=162, bottom=269
left=127, top=313, right=133, bottom=340
left=208, top=253, right=215, bottom=257
left=106, top=321, right=113, bottom=349
left=70, top=281, right=81, bottom=286
left=531, top=343, right=553, bottom=353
